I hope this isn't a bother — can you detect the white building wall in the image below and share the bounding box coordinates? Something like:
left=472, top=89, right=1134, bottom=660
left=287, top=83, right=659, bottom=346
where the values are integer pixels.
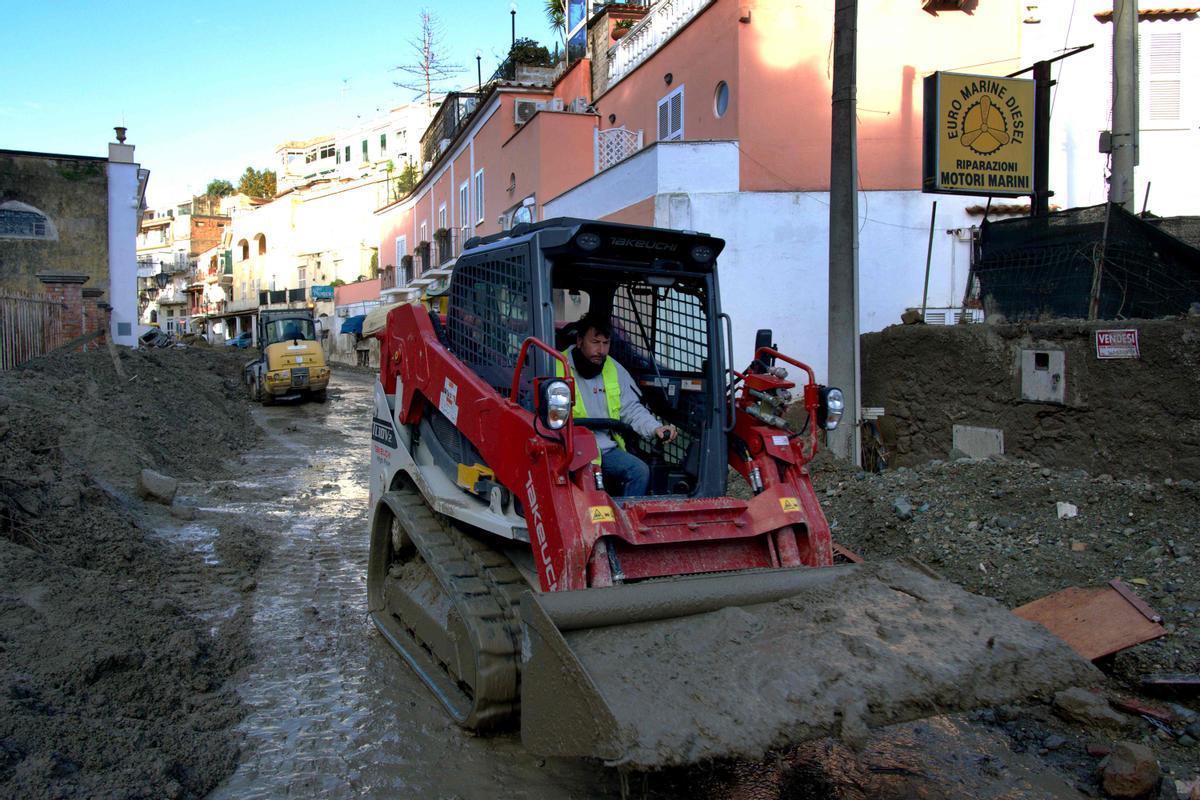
left=547, top=142, right=979, bottom=380
left=1025, top=3, right=1199, bottom=215
left=106, top=149, right=141, bottom=347
left=661, top=191, right=977, bottom=380
left=290, top=180, right=382, bottom=284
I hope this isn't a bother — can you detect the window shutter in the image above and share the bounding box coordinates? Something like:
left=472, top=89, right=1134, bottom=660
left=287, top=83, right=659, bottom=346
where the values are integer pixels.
left=1148, top=32, right=1182, bottom=121
left=1150, top=32, right=1181, bottom=73
left=669, top=91, right=683, bottom=140
left=657, top=87, right=685, bottom=141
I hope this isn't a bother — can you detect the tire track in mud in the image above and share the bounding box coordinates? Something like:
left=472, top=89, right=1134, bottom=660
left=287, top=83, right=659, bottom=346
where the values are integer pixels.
left=201, top=371, right=611, bottom=799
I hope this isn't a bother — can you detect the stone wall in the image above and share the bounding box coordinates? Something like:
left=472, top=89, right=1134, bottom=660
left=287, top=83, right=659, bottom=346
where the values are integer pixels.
left=861, top=317, right=1200, bottom=480
left=0, top=152, right=110, bottom=295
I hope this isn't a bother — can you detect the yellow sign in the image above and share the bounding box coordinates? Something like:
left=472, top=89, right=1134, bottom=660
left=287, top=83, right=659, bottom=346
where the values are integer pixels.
left=923, top=72, right=1035, bottom=197
left=779, top=497, right=801, bottom=513
left=589, top=505, right=616, bottom=523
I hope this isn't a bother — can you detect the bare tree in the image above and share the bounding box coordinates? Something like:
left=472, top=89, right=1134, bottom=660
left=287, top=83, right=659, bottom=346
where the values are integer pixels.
left=393, top=9, right=464, bottom=108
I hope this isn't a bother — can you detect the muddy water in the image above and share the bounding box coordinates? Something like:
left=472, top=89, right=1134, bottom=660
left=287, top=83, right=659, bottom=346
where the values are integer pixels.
left=194, top=371, right=612, bottom=798
left=173, top=369, right=1083, bottom=799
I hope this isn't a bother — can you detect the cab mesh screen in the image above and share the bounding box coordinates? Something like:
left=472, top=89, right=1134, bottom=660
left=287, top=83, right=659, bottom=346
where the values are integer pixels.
left=609, top=280, right=709, bottom=464
left=446, top=247, right=533, bottom=400
left=610, top=281, right=708, bottom=374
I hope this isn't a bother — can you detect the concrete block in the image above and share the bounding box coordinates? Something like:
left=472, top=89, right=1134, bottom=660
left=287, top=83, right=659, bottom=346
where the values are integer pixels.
left=952, top=425, right=1004, bottom=459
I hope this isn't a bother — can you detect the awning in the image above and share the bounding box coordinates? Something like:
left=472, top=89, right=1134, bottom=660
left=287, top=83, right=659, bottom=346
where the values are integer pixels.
left=363, top=301, right=411, bottom=338
left=341, top=314, right=367, bottom=336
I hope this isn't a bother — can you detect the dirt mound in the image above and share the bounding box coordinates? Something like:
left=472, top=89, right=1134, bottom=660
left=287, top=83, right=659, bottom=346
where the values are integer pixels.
left=810, top=451, right=1200, bottom=785
left=0, top=347, right=263, bottom=799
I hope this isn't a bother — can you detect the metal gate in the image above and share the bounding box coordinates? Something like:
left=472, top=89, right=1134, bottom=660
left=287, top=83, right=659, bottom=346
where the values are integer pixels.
left=0, top=291, right=64, bottom=370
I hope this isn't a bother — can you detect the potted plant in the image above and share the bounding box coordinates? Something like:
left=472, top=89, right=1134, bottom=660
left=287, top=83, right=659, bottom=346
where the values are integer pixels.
left=612, top=19, right=635, bottom=40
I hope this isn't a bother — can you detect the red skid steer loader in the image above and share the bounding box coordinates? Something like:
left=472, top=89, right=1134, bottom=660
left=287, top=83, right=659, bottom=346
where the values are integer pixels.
left=366, top=219, right=1095, bottom=768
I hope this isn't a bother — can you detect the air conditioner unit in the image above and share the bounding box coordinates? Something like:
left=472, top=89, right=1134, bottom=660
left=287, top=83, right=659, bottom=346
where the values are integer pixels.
left=514, top=98, right=539, bottom=124
left=547, top=98, right=564, bottom=112
left=569, top=97, right=589, bottom=113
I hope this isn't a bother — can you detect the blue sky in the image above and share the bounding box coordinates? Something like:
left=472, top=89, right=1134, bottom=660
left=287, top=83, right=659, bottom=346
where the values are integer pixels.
left=1, top=1, right=550, bottom=206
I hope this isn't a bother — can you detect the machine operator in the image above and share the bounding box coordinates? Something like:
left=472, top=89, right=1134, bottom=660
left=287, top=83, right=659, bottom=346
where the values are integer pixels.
left=559, top=312, right=676, bottom=496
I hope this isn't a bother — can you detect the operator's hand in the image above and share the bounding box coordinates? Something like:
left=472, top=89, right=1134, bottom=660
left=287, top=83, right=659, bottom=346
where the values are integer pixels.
left=654, top=425, right=678, bottom=443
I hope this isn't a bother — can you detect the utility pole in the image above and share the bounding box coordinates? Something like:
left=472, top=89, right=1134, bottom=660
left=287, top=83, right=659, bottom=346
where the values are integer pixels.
left=827, top=0, right=861, bottom=466
left=1109, top=0, right=1138, bottom=211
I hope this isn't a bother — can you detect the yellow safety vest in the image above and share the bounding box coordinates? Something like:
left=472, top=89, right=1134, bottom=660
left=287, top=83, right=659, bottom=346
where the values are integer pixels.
left=556, top=349, right=625, bottom=452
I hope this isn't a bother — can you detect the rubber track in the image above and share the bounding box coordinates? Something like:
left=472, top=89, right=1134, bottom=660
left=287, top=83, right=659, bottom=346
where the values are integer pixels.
left=387, top=486, right=526, bottom=730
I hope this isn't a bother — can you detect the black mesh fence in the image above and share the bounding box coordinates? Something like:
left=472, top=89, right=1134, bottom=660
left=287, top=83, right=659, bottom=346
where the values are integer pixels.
left=971, top=203, right=1200, bottom=320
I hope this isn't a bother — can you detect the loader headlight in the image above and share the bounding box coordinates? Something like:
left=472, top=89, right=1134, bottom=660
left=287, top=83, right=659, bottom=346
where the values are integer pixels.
left=540, top=379, right=572, bottom=430
left=575, top=232, right=602, bottom=251
left=818, top=386, right=845, bottom=431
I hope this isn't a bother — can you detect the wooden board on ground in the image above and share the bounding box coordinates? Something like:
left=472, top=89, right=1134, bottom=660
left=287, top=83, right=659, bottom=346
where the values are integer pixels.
left=1014, top=580, right=1166, bottom=661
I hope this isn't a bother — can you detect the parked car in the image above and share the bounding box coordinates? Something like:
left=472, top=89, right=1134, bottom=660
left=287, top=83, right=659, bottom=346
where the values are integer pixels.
left=225, top=332, right=252, bottom=348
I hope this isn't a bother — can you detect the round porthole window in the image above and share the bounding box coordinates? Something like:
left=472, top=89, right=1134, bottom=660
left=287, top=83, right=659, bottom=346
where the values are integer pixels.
left=714, top=81, right=730, bottom=118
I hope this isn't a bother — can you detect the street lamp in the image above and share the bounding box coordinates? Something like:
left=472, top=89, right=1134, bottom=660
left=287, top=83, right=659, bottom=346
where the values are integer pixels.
left=510, top=2, right=517, bottom=47
left=476, top=49, right=483, bottom=90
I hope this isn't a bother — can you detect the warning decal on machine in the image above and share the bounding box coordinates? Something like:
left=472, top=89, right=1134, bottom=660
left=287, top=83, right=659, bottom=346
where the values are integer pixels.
left=439, top=377, right=459, bottom=424
left=779, top=497, right=801, bottom=513
left=589, top=505, right=616, bottom=523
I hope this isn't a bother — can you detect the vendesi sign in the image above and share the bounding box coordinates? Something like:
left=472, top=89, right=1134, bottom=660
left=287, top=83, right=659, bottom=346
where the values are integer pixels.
left=310, top=284, right=334, bottom=300
left=923, top=71, right=1035, bottom=197
left=1095, top=329, right=1140, bottom=359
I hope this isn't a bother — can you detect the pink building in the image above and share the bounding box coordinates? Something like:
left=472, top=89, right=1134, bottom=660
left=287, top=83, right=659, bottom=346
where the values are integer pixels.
left=377, top=0, right=1030, bottom=374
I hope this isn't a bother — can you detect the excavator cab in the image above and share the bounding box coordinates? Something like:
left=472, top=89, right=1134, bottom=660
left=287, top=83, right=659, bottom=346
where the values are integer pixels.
left=440, top=219, right=730, bottom=500
left=550, top=266, right=722, bottom=498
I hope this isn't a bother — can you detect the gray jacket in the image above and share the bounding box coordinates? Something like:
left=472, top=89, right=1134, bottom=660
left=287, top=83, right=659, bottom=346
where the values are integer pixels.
left=563, top=346, right=661, bottom=452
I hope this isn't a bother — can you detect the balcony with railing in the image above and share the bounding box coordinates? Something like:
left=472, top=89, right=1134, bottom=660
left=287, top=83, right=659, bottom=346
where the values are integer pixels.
left=607, top=0, right=714, bottom=89
left=419, top=92, right=483, bottom=170
left=258, top=288, right=308, bottom=308
left=431, top=228, right=462, bottom=267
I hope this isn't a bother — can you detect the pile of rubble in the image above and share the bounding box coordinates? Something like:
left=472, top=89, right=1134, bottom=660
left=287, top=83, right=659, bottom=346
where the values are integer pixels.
left=0, top=347, right=264, bottom=799
left=812, top=453, right=1199, bottom=797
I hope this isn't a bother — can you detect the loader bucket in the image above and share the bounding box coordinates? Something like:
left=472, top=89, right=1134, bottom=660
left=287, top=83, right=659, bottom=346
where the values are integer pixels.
left=519, top=560, right=1099, bottom=768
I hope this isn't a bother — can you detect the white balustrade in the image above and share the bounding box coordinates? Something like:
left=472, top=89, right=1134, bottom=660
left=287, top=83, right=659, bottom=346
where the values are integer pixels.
left=607, top=0, right=714, bottom=88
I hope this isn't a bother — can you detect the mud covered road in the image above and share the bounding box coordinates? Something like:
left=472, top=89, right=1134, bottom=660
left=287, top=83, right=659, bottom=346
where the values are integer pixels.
left=2, top=348, right=1195, bottom=799
left=206, top=372, right=1114, bottom=799
left=207, top=370, right=615, bottom=798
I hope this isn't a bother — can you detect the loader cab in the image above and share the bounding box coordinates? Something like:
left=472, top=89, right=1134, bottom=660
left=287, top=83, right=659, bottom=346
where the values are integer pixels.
left=261, top=316, right=316, bottom=346
left=446, top=218, right=729, bottom=499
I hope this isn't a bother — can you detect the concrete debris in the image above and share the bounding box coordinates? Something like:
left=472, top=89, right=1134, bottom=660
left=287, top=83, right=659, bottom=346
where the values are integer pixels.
left=1057, top=501, right=1078, bottom=519
left=1053, top=687, right=1132, bottom=730
left=136, top=468, right=178, bottom=505
left=892, top=496, right=914, bottom=520
left=170, top=503, right=197, bottom=520
left=1100, top=741, right=1160, bottom=798
left=1174, top=778, right=1200, bottom=800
